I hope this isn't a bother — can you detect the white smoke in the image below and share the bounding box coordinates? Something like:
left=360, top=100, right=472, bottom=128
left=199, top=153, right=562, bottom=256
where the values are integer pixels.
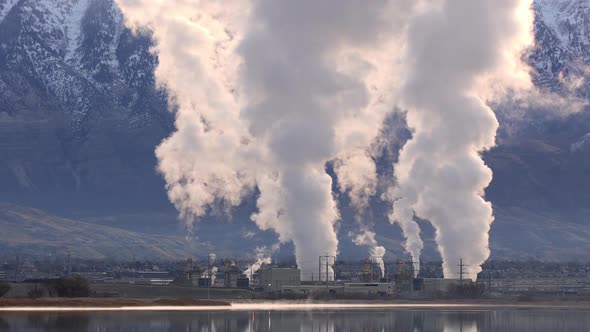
left=350, top=229, right=385, bottom=278
left=236, top=0, right=411, bottom=280
left=244, top=244, right=279, bottom=279
left=334, top=150, right=377, bottom=214
left=115, top=0, right=255, bottom=226
left=370, top=246, right=386, bottom=279
left=203, top=267, right=218, bottom=284
left=390, top=0, right=534, bottom=279
left=201, top=253, right=218, bottom=283
left=115, top=0, right=407, bottom=280
left=335, top=151, right=388, bottom=274
left=116, top=0, right=535, bottom=282
left=386, top=197, right=423, bottom=274
left=329, top=0, right=413, bottom=279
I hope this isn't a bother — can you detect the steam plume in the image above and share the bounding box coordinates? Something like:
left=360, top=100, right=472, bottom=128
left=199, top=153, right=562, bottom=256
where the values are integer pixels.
left=329, top=0, right=413, bottom=276
left=335, top=151, right=387, bottom=276
left=385, top=197, right=423, bottom=274
left=391, top=0, right=534, bottom=279
left=350, top=229, right=385, bottom=278
left=115, top=0, right=534, bottom=281
left=116, top=0, right=405, bottom=280
left=244, top=244, right=279, bottom=279
left=115, top=0, right=255, bottom=225
left=238, top=0, right=408, bottom=280
left=202, top=253, right=218, bottom=283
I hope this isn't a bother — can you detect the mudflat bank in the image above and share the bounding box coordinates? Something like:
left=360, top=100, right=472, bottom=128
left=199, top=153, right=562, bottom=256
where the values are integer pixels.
left=2, top=298, right=590, bottom=311
left=0, top=298, right=229, bottom=308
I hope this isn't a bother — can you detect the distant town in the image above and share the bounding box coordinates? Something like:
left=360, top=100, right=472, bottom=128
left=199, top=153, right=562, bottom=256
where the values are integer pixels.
left=2, top=255, right=590, bottom=301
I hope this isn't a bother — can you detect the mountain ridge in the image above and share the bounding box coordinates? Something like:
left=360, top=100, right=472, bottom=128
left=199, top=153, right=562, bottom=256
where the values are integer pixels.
left=0, top=203, right=209, bottom=260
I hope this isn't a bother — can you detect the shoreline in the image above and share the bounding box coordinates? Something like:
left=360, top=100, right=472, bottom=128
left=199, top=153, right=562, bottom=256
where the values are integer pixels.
left=2, top=298, right=590, bottom=312
left=0, top=298, right=229, bottom=309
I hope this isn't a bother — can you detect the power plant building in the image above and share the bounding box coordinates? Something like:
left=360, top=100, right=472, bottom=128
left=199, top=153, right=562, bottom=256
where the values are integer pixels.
left=223, top=266, right=244, bottom=288
left=260, top=268, right=301, bottom=292
left=413, top=278, right=471, bottom=295
left=344, top=282, right=393, bottom=295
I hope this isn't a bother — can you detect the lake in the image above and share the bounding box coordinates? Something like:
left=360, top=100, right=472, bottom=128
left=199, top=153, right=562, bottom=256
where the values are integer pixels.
left=1, top=307, right=589, bottom=331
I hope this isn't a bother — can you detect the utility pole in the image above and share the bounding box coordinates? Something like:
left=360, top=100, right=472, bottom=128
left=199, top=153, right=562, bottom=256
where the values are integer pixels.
left=459, top=258, right=466, bottom=288
left=66, top=251, right=72, bottom=276
left=488, top=270, right=492, bottom=295
left=318, top=256, right=322, bottom=284
left=13, top=255, right=20, bottom=281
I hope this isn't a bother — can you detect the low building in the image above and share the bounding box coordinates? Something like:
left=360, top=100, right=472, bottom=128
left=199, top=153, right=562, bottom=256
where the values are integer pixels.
left=0, top=270, right=5, bottom=281
left=281, top=284, right=344, bottom=295
left=237, top=278, right=250, bottom=289
left=413, top=278, right=470, bottom=295
left=280, top=282, right=394, bottom=296
left=75, top=272, right=112, bottom=283
left=344, top=282, right=393, bottom=295
left=223, top=267, right=244, bottom=288
left=488, top=277, right=590, bottom=295
left=132, top=271, right=174, bottom=286
left=260, top=268, right=301, bottom=292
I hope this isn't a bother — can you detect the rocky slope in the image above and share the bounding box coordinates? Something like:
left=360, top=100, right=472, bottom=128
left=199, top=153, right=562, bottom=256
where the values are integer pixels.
left=0, top=0, right=172, bottom=206
left=0, top=204, right=207, bottom=260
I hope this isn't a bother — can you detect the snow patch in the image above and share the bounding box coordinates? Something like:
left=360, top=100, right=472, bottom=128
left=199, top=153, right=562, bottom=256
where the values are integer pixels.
left=535, top=0, right=571, bottom=46
left=65, top=0, right=92, bottom=62
left=107, top=1, right=123, bottom=70
left=0, top=0, right=20, bottom=23
left=535, top=0, right=590, bottom=47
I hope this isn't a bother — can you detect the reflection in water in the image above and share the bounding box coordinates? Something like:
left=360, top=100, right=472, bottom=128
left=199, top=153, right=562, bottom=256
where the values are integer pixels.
left=0, top=316, right=9, bottom=331
left=24, top=313, right=91, bottom=331
left=0, top=309, right=589, bottom=331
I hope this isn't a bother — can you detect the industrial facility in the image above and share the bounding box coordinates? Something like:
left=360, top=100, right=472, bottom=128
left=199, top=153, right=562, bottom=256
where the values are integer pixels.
left=3, top=255, right=590, bottom=300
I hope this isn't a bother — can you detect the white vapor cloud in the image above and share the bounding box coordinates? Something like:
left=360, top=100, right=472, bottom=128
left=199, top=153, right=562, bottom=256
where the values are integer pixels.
left=244, top=244, right=280, bottom=279
left=116, top=0, right=255, bottom=226
left=350, top=229, right=386, bottom=278
left=116, top=0, right=537, bottom=282
left=390, top=0, right=534, bottom=279
left=237, top=0, right=412, bottom=279
left=116, top=0, right=407, bottom=280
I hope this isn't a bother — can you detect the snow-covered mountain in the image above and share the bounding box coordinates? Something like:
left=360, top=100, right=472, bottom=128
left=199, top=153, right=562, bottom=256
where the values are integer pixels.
left=0, top=0, right=172, bottom=201
left=1, top=0, right=590, bottom=260
left=531, top=0, right=590, bottom=96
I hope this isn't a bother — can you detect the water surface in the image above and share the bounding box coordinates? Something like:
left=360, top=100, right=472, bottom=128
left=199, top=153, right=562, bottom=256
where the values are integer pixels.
left=1, top=308, right=588, bottom=331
